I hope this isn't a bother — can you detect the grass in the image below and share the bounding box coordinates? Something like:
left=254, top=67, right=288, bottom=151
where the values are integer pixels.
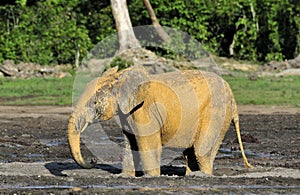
left=0, top=77, right=74, bottom=106
left=224, top=75, right=300, bottom=107
left=0, top=75, right=299, bottom=107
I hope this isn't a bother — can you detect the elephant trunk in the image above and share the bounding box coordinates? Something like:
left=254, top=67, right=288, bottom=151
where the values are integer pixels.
left=68, top=113, right=96, bottom=169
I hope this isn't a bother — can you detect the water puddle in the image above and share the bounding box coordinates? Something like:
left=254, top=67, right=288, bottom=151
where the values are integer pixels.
left=24, top=153, right=45, bottom=158
left=217, top=148, right=259, bottom=158
left=0, top=142, right=23, bottom=148
left=85, top=136, right=282, bottom=163
left=217, top=143, right=283, bottom=160
left=39, top=139, right=66, bottom=147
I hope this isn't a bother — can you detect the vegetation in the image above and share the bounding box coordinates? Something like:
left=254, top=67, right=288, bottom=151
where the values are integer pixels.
left=224, top=75, right=300, bottom=106
left=107, top=57, right=134, bottom=70
left=0, top=77, right=73, bottom=105
left=0, top=1, right=299, bottom=107
left=0, top=75, right=299, bottom=107
left=0, top=0, right=299, bottom=66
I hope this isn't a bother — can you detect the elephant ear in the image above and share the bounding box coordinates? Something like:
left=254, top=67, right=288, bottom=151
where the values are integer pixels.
left=113, top=66, right=149, bottom=114
left=102, top=66, right=119, bottom=77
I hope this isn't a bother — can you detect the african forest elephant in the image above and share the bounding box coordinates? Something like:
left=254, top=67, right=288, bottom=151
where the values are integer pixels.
left=68, top=65, right=251, bottom=176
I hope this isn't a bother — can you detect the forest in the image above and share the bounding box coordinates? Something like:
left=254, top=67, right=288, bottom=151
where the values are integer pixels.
left=0, top=0, right=299, bottom=66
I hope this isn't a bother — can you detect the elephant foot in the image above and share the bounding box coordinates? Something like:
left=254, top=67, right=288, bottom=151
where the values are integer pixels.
left=186, top=170, right=214, bottom=177
left=143, top=174, right=159, bottom=178
left=199, top=166, right=213, bottom=175
left=144, top=168, right=160, bottom=177
left=119, top=170, right=136, bottom=177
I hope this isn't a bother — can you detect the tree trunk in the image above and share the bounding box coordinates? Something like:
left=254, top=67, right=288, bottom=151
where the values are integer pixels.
left=142, top=0, right=170, bottom=42
left=249, top=0, right=259, bottom=32
left=110, top=0, right=141, bottom=53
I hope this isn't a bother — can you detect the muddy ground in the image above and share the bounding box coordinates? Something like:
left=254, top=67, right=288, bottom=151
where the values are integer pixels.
left=0, top=105, right=299, bottom=194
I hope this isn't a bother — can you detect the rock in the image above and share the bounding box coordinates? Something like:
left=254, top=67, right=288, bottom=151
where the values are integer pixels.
left=114, top=48, right=178, bottom=74
left=0, top=60, right=20, bottom=77
left=222, top=62, right=259, bottom=72
left=262, top=60, right=290, bottom=72
left=0, top=61, right=72, bottom=79
left=288, top=54, right=300, bottom=69
left=54, top=72, right=72, bottom=78
left=262, top=54, right=300, bottom=72
left=116, top=48, right=218, bottom=74
left=2, top=60, right=16, bottom=69
left=259, top=54, right=300, bottom=77
left=275, top=69, right=300, bottom=77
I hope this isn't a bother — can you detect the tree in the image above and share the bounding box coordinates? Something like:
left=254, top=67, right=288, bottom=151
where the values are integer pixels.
left=110, top=0, right=141, bottom=53
left=0, top=0, right=299, bottom=64
left=142, top=0, right=169, bottom=42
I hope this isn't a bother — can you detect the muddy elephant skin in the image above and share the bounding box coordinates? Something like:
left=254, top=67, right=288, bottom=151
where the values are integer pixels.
left=68, top=66, right=251, bottom=176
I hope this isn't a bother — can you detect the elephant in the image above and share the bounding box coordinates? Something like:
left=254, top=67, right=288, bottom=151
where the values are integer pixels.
left=68, top=65, right=251, bottom=176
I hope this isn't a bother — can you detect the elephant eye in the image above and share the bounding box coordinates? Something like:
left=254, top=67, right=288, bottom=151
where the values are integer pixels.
left=94, top=97, right=102, bottom=105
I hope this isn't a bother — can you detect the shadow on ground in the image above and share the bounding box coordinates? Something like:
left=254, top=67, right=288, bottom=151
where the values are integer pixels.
left=45, top=162, right=186, bottom=177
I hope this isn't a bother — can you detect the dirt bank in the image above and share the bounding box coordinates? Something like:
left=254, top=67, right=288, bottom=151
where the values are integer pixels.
left=0, top=105, right=299, bottom=194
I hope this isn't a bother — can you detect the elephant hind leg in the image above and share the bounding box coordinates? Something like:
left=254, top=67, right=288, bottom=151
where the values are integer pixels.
left=183, top=147, right=200, bottom=175
left=184, top=147, right=213, bottom=175
left=195, top=128, right=229, bottom=175
left=187, top=144, right=220, bottom=175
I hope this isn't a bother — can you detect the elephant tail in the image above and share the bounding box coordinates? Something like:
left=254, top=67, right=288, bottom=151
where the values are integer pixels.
left=231, top=95, right=252, bottom=169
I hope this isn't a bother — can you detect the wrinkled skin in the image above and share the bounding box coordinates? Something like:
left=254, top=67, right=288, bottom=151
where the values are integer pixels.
left=68, top=66, right=251, bottom=176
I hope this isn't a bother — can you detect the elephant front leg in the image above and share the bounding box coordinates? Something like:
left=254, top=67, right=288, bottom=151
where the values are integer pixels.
left=197, top=155, right=213, bottom=175
left=122, top=131, right=140, bottom=177
left=137, top=134, right=162, bottom=176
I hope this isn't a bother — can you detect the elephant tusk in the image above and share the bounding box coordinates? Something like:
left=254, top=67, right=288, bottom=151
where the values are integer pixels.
left=81, top=122, right=89, bottom=133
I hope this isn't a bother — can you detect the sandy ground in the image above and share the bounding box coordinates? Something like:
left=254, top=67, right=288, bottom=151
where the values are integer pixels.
left=0, top=105, right=299, bottom=194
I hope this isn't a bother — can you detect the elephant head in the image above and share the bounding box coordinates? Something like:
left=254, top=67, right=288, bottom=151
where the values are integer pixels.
left=68, top=65, right=148, bottom=168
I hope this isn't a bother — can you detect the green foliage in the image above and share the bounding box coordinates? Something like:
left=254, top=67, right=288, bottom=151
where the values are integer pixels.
left=0, top=0, right=92, bottom=65
left=128, top=0, right=299, bottom=61
left=155, top=0, right=300, bottom=61
left=108, top=57, right=134, bottom=70
left=0, top=0, right=299, bottom=65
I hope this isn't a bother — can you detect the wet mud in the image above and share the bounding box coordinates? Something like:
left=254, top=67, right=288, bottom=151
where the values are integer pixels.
left=0, top=106, right=299, bottom=194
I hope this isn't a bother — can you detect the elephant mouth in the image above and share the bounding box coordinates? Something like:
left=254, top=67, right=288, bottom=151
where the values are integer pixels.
left=75, top=107, right=96, bottom=133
